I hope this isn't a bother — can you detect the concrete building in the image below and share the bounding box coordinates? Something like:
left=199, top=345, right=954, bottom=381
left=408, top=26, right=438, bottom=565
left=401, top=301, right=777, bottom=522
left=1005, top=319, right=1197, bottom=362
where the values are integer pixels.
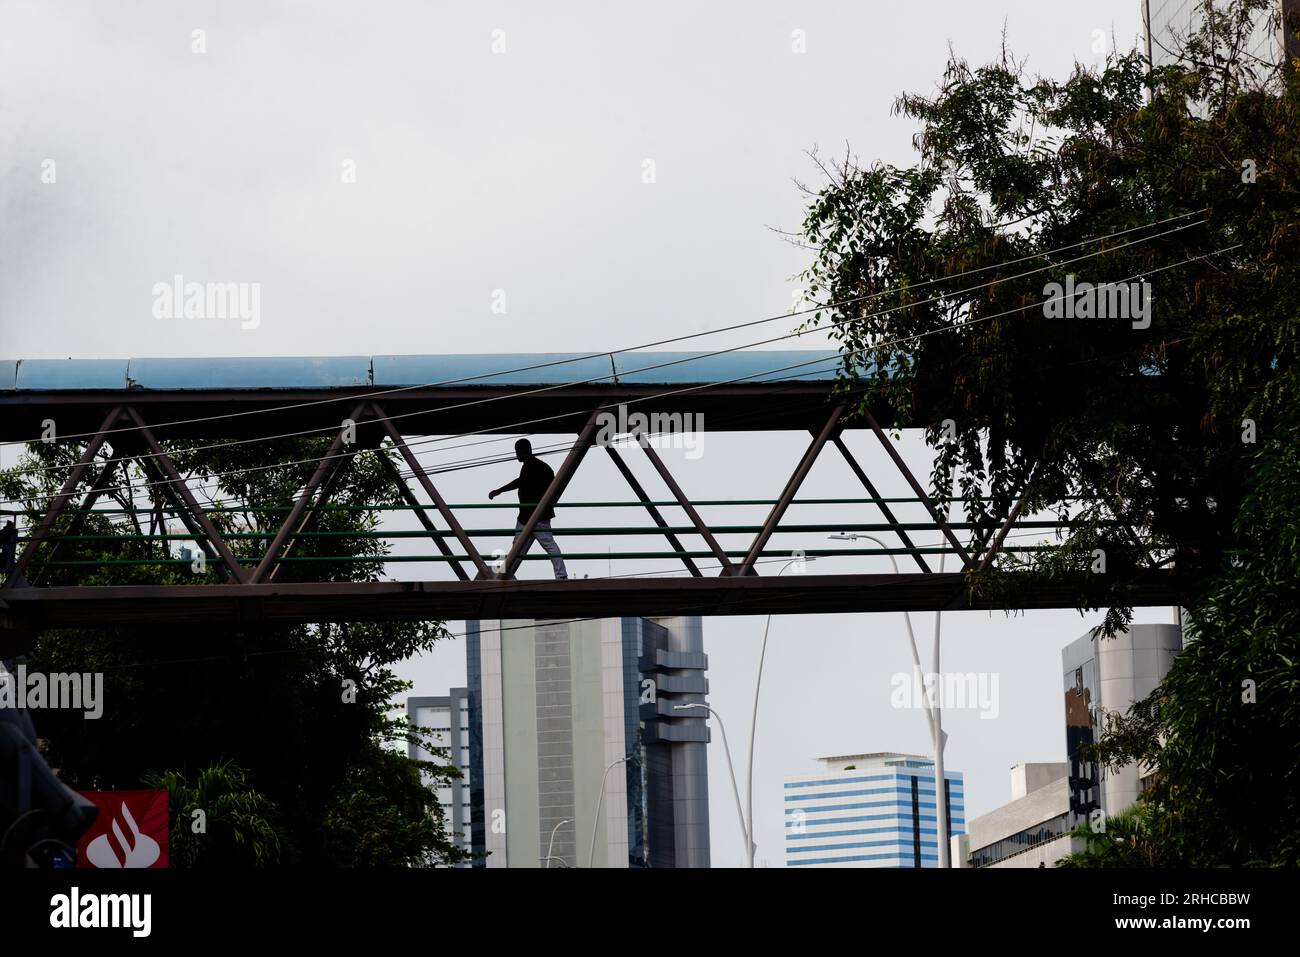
left=637, top=616, right=712, bottom=868
left=960, top=763, right=1071, bottom=869
left=465, top=616, right=710, bottom=868
left=406, top=688, right=472, bottom=865
left=960, top=622, right=1184, bottom=868
left=1062, top=623, right=1183, bottom=826
left=783, top=752, right=964, bottom=868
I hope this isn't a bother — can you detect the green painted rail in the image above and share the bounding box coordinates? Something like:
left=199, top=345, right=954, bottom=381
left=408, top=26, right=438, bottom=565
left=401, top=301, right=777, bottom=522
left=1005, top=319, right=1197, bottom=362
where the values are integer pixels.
left=33, top=545, right=1055, bottom=568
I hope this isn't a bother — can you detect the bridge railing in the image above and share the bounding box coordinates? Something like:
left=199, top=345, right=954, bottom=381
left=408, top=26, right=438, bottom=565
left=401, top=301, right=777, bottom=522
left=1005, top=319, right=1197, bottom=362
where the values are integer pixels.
left=0, top=395, right=1130, bottom=594
left=4, top=495, right=1098, bottom=582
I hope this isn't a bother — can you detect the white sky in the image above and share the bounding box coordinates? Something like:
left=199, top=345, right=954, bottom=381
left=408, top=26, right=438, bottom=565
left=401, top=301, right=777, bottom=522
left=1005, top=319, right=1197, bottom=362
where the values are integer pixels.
left=1, top=0, right=1175, bottom=867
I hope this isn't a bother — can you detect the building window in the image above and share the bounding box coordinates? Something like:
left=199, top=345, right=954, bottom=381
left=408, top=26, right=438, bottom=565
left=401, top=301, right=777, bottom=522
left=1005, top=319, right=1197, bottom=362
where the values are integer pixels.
left=968, top=812, right=1071, bottom=867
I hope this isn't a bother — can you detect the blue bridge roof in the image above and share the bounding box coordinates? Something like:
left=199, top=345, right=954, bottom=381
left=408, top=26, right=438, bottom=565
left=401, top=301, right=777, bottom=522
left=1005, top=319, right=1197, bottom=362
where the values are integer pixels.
left=0, top=351, right=844, bottom=391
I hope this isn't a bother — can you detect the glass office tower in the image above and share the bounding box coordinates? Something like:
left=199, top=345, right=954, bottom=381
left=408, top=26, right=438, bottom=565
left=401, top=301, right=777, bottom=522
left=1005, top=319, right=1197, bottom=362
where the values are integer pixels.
left=465, top=616, right=710, bottom=867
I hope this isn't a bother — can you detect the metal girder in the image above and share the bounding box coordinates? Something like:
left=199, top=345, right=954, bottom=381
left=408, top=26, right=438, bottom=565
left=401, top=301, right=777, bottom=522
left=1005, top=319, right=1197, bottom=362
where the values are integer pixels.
left=860, top=406, right=973, bottom=568
left=604, top=446, right=700, bottom=577
left=2, top=390, right=1156, bottom=625
left=830, top=436, right=932, bottom=574
left=265, top=451, right=356, bottom=585
left=0, top=570, right=1183, bottom=628
left=637, top=439, right=735, bottom=573
left=1072, top=457, right=1160, bottom=571
left=31, top=458, right=120, bottom=587
left=976, top=489, right=1032, bottom=573
left=373, top=450, right=469, bottom=582
left=0, top=378, right=850, bottom=443
left=248, top=406, right=370, bottom=584
left=7, top=406, right=123, bottom=584
left=125, top=407, right=250, bottom=584
left=375, top=403, right=493, bottom=580
left=738, top=403, right=845, bottom=574
left=265, top=408, right=387, bottom=584
left=131, top=452, right=226, bottom=578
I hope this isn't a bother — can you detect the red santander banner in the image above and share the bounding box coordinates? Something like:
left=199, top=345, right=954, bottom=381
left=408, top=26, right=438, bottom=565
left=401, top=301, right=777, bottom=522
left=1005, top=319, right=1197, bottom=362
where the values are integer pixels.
left=76, top=790, right=169, bottom=868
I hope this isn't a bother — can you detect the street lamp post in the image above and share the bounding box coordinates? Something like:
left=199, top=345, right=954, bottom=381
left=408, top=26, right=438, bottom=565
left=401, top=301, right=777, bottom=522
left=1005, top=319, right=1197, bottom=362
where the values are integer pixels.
left=930, top=548, right=951, bottom=869
left=674, top=702, right=751, bottom=866
left=828, top=533, right=928, bottom=723
left=587, top=758, right=625, bottom=868
left=745, top=555, right=814, bottom=868
left=543, top=818, right=573, bottom=869
left=829, top=531, right=950, bottom=868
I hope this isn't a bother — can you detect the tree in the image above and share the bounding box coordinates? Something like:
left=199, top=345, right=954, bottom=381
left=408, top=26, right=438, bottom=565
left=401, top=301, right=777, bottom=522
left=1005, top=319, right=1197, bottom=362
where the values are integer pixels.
left=145, top=761, right=286, bottom=867
left=1083, top=410, right=1300, bottom=866
left=798, top=0, right=1299, bottom=864
left=1054, top=804, right=1171, bottom=868
left=798, top=0, right=1297, bottom=634
left=0, top=432, right=469, bottom=867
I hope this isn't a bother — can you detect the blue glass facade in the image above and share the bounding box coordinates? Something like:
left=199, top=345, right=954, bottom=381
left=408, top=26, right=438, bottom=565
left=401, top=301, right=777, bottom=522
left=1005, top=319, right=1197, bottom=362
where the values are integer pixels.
left=784, top=760, right=965, bottom=868
left=620, top=617, right=650, bottom=867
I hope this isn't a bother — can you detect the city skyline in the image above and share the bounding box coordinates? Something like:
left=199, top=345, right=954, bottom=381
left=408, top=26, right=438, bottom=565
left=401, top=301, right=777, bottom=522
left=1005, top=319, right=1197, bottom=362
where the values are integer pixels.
left=3, top=0, right=1290, bottom=899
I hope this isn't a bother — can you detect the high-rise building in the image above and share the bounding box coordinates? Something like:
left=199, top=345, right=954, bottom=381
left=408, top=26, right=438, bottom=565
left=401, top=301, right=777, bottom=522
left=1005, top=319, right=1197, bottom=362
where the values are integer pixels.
left=406, top=688, right=473, bottom=866
left=957, top=622, right=1186, bottom=868
left=465, top=616, right=710, bottom=868
left=1062, top=623, right=1183, bottom=828
left=783, top=752, right=964, bottom=868
left=1144, top=0, right=1298, bottom=70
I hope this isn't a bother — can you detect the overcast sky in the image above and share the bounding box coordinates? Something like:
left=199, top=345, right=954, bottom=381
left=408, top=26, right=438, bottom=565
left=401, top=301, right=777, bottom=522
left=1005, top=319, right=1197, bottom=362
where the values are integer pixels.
left=1, top=0, right=1175, bottom=866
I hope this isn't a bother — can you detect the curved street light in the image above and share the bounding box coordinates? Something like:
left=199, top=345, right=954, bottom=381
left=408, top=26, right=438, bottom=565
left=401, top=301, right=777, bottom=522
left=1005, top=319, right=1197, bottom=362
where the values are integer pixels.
left=543, top=818, right=573, bottom=869
left=828, top=533, right=928, bottom=725
left=745, top=554, right=814, bottom=867
left=674, top=702, right=750, bottom=866
left=829, top=531, right=951, bottom=868
left=587, top=758, right=626, bottom=868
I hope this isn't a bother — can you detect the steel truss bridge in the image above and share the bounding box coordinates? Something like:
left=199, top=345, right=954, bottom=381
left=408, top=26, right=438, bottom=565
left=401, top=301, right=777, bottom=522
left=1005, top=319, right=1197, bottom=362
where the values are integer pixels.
left=0, top=352, right=1180, bottom=644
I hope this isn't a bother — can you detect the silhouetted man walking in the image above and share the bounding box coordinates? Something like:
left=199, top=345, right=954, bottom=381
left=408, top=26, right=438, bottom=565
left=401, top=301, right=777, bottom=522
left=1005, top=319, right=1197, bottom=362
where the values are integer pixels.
left=489, top=439, right=568, bottom=579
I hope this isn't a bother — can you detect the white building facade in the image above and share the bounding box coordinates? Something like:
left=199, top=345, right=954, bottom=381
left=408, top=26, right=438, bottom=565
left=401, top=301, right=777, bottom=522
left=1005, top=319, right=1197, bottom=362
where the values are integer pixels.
left=407, top=688, right=473, bottom=866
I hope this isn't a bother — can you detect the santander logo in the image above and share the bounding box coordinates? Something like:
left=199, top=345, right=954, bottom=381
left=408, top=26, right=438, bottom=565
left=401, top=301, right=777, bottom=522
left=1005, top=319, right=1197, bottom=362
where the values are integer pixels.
left=86, top=802, right=161, bottom=868
left=76, top=790, right=170, bottom=869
